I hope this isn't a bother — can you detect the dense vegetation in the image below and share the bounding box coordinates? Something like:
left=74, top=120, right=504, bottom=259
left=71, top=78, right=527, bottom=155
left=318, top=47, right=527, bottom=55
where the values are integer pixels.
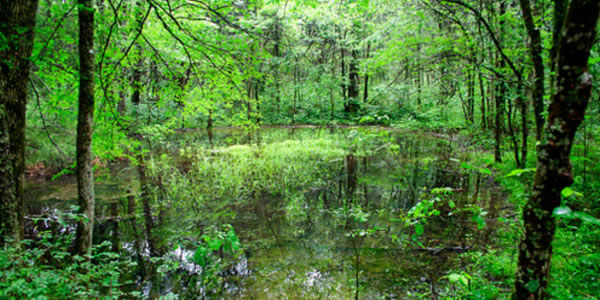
left=1, top=0, right=600, bottom=298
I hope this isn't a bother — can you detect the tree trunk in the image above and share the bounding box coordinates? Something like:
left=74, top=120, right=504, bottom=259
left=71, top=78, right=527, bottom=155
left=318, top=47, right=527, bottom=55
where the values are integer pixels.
left=347, top=49, right=360, bottom=113
left=74, top=0, right=96, bottom=256
left=131, top=0, right=144, bottom=105
left=478, top=72, right=486, bottom=128
left=549, top=0, right=567, bottom=97
left=519, top=0, right=545, bottom=141
left=0, top=0, right=39, bottom=247
left=363, top=42, right=370, bottom=103
left=493, top=1, right=506, bottom=163
left=514, top=1, right=599, bottom=298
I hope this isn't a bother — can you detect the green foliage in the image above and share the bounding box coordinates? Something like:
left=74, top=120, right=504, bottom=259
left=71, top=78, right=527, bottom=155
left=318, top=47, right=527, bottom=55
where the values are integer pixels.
left=0, top=238, right=136, bottom=299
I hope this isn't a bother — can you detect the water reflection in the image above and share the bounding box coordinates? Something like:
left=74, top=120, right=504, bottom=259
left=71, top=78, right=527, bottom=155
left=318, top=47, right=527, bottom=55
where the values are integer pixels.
left=24, top=126, right=505, bottom=299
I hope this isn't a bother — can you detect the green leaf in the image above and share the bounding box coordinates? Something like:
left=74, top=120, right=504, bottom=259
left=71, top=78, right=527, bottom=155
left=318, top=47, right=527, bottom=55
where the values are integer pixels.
left=472, top=214, right=486, bottom=230
left=193, top=246, right=209, bottom=267
left=479, top=168, right=492, bottom=175
left=561, top=187, right=574, bottom=198
left=505, top=168, right=535, bottom=177
left=415, top=223, right=424, bottom=236
left=448, top=200, right=455, bottom=209
left=207, top=237, right=223, bottom=251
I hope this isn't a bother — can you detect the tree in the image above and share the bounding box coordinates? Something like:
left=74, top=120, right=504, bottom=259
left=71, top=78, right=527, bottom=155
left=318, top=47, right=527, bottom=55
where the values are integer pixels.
left=74, top=0, right=96, bottom=255
left=518, top=0, right=544, bottom=141
left=514, top=1, right=600, bottom=298
left=0, top=0, right=40, bottom=247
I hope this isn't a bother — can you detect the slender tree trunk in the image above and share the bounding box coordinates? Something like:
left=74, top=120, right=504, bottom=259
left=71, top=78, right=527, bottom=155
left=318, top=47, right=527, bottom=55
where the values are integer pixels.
left=347, top=49, right=360, bottom=113
left=74, top=0, right=96, bottom=255
left=363, top=42, right=370, bottom=103
left=519, top=0, right=545, bottom=141
left=341, top=30, right=348, bottom=109
left=549, top=0, right=568, bottom=96
left=131, top=0, right=144, bottom=106
left=514, top=1, right=599, bottom=298
left=479, top=72, right=486, bottom=128
left=416, top=43, right=422, bottom=107
left=0, top=0, right=39, bottom=247
left=506, top=97, right=521, bottom=166
left=519, top=88, right=528, bottom=168
left=273, top=17, right=281, bottom=115
left=493, top=1, right=506, bottom=163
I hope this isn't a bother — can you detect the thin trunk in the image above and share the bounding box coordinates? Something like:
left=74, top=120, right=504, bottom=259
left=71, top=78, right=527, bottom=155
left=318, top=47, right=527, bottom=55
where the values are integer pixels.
left=506, top=97, right=521, bottom=166
left=347, top=49, right=360, bottom=113
left=416, top=43, right=422, bottom=107
left=292, top=63, right=298, bottom=124
left=74, top=0, right=96, bottom=255
left=273, top=17, right=281, bottom=115
left=130, top=0, right=145, bottom=106
left=549, top=0, right=568, bottom=96
left=519, top=0, right=545, bottom=141
left=479, top=72, right=486, bottom=128
left=0, top=0, right=39, bottom=247
left=255, top=82, right=261, bottom=125
left=493, top=1, right=506, bottom=163
left=341, top=30, right=348, bottom=108
left=363, top=42, right=370, bottom=103
left=514, top=1, right=599, bottom=298
left=519, top=89, right=528, bottom=168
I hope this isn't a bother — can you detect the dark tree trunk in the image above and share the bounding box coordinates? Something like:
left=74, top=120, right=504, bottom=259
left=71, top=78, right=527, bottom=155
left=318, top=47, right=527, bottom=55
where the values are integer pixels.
left=341, top=30, right=348, bottom=108
left=74, top=0, right=96, bottom=255
left=514, top=1, right=600, bottom=298
left=363, top=42, right=370, bottom=103
left=0, top=0, right=39, bottom=247
left=479, top=72, right=486, bottom=128
left=549, top=0, right=568, bottom=96
left=519, top=91, right=528, bottom=168
left=131, top=0, right=144, bottom=105
left=493, top=1, right=506, bottom=163
left=346, top=49, right=360, bottom=113
left=519, top=0, right=545, bottom=141
left=273, top=17, right=281, bottom=115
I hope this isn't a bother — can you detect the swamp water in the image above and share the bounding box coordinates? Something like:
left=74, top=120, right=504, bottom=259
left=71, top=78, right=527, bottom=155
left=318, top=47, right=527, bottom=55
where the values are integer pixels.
left=24, top=127, right=508, bottom=299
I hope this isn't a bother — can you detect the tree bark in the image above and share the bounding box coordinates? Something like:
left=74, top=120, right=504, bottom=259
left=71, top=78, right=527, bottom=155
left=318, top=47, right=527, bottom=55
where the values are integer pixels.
left=519, top=0, right=545, bottom=141
left=549, top=0, right=568, bottom=97
left=0, top=0, right=39, bottom=247
left=74, top=0, right=96, bottom=255
left=493, top=1, right=506, bottom=163
left=363, top=42, right=370, bottom=103
left=131, top=0, right=145, bottom=105
left=347, top=49, right=360, bottom=113
left=514, top=1, right=600, bottom=298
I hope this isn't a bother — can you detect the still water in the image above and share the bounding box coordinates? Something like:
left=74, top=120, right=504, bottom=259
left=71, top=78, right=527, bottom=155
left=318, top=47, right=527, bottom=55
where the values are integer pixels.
left=24, top=126, right=507, bottom=299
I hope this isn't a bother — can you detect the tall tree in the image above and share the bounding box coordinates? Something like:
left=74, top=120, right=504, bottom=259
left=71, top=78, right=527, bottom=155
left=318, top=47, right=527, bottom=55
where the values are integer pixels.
left=519, top=0, right=545, bottom=141
left=514, top=1, right=600, bottom=298
left=74, top=0, right=96, bottom=255
left=0, top=0, right=40, bottom=247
